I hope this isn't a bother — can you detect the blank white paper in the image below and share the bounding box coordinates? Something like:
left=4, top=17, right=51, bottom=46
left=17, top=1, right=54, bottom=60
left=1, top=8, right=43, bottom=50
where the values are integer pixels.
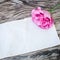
left=0, top=17, right=60, bottom=59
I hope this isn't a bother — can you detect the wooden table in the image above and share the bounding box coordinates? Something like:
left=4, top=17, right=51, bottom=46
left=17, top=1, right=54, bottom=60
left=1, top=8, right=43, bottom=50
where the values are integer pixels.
left=0, top=1, right=60, bottom=60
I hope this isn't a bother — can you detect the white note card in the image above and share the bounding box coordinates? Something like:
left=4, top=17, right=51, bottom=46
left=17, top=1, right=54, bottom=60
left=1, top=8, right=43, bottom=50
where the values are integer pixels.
left=0, top=17, right=60, bottom=59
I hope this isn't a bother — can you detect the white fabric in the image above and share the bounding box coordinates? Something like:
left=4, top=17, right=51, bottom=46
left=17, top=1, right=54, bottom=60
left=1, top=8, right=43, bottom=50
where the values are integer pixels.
left=0, top=17, right=60, bottom=59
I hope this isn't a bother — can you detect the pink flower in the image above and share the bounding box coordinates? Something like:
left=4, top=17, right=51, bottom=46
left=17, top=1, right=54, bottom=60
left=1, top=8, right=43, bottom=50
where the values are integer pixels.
left=31, top=7, right=54, bottom=29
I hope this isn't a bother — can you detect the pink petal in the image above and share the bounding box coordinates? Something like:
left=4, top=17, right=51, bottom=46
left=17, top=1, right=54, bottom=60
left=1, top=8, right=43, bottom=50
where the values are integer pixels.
left=31, top=7, right=54, bottom=29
